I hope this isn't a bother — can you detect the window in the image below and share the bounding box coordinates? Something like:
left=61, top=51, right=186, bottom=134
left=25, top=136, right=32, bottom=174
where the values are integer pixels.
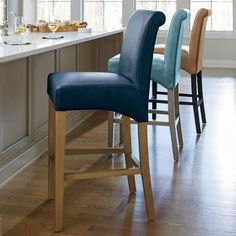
left=191, top=0, right=233, bottom=31
left=33, top=0, right=235, bottom=34
left=136, top=0, right=176, bottom=30
left=136, top=0, right=235, bottom=33
left=83, top=0, right=122, bottom=30
left=37, top=0, right=71, bottom=21
left=0, top=0, right=5, bottom=25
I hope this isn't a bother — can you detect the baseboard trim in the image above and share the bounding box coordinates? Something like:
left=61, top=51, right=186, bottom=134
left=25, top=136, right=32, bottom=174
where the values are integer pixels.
left=0, top=111, right=94, bottom=187
left=203, top=60, right=236, bottom=68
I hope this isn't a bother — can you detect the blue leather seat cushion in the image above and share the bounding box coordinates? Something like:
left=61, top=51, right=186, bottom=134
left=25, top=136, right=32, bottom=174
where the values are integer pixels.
left=48, top=72, right=148, bottom=122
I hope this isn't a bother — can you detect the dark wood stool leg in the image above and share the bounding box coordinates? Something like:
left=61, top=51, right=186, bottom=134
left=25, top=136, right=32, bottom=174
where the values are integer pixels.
left=191, top=74, right=201, bottom=134
left=138, top=122, right=155, bottom=220
left=122, top=116, right=136, bottom=193
left=152, top=81, right=157, bottom=120
left=197, top=70, right=207, bottom=124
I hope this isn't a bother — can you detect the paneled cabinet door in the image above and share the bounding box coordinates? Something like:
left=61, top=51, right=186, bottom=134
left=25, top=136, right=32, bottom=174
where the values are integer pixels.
left=0, top=58, right=30, bottom=164
left=32, top=51, right=56, bottom=139
left=98, top=33, right=123, bottom=72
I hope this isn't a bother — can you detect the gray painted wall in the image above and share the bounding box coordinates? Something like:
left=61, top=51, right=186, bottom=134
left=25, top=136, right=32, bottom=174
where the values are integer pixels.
left=156, top=36, right=236, bottom=66
left=204, top=38, right=236, bottom=61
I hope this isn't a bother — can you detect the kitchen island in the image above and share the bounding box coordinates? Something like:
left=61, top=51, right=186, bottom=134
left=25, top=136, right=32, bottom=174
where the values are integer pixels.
left=0, top=29, right=123, bottom=184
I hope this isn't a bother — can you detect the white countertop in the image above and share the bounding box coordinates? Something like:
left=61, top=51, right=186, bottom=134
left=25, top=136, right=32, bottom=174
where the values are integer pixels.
left=0, top=29, right=123, bottom=63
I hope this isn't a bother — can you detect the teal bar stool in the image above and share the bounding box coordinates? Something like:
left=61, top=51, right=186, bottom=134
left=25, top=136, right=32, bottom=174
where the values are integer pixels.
left=47, top=10, right=165, bottom=232
left=108, top=9, right=190, bottom=161
left=154, top=8, right=212, bottom=134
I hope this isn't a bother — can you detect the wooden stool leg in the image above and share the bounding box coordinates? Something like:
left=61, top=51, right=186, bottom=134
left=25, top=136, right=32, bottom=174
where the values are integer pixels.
left=122, top=116, right=136, bottom=193
left=108, top=111, right=114, bottom=157
left=152, top=81, right=157, bottom=120
left=48, top=100, right=56, bottom=200
left=191, top=74, right=201, bottom=134
left=174, top=85, right=183, bottom=148
left=119, top=120, right=123, bottom=144
left=168, top=89, right=179, bottom=161
left=197, top=70, right=207, bottom=124
left=108, top=112, right=123, bottom=148
left=138, top=122, right=155, bottom=220
left=54, top=111, right=66, bottom=232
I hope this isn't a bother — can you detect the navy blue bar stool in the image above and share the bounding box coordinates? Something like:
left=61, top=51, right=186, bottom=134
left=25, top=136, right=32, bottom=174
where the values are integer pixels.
left=47, top=10, right=165, bottom=232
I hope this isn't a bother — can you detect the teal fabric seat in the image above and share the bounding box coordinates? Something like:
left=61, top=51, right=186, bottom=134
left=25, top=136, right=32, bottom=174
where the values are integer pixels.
left=108, top=9, right=190, bottom=161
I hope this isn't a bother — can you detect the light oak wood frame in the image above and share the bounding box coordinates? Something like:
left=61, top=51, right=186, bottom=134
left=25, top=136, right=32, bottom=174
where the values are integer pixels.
left=108, top=85, right=183, bottom=161
left=48, top=100, right=155, bottom=232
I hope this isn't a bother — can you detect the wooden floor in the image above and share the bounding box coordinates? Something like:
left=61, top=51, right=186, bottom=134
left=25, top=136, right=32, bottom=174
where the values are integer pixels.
left=1, top=68, right=236, bottom=236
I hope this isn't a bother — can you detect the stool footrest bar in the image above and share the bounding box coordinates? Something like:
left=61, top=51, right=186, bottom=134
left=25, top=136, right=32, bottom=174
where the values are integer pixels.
left=65, top=147, right=124, bottom=155
left=64, top=168, right=142, bottom=180
left=148, top=109, right=169, bottom=115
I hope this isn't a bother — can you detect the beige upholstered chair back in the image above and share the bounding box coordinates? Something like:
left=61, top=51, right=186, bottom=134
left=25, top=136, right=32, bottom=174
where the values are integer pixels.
left=182, top=8, right=211, bottom=74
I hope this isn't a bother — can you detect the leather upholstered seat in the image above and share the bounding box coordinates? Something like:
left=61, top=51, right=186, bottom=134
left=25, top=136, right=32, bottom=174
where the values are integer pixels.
left=48, top=72, right=148, bottom=122
left=47, top=10, right=165, bottom=232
